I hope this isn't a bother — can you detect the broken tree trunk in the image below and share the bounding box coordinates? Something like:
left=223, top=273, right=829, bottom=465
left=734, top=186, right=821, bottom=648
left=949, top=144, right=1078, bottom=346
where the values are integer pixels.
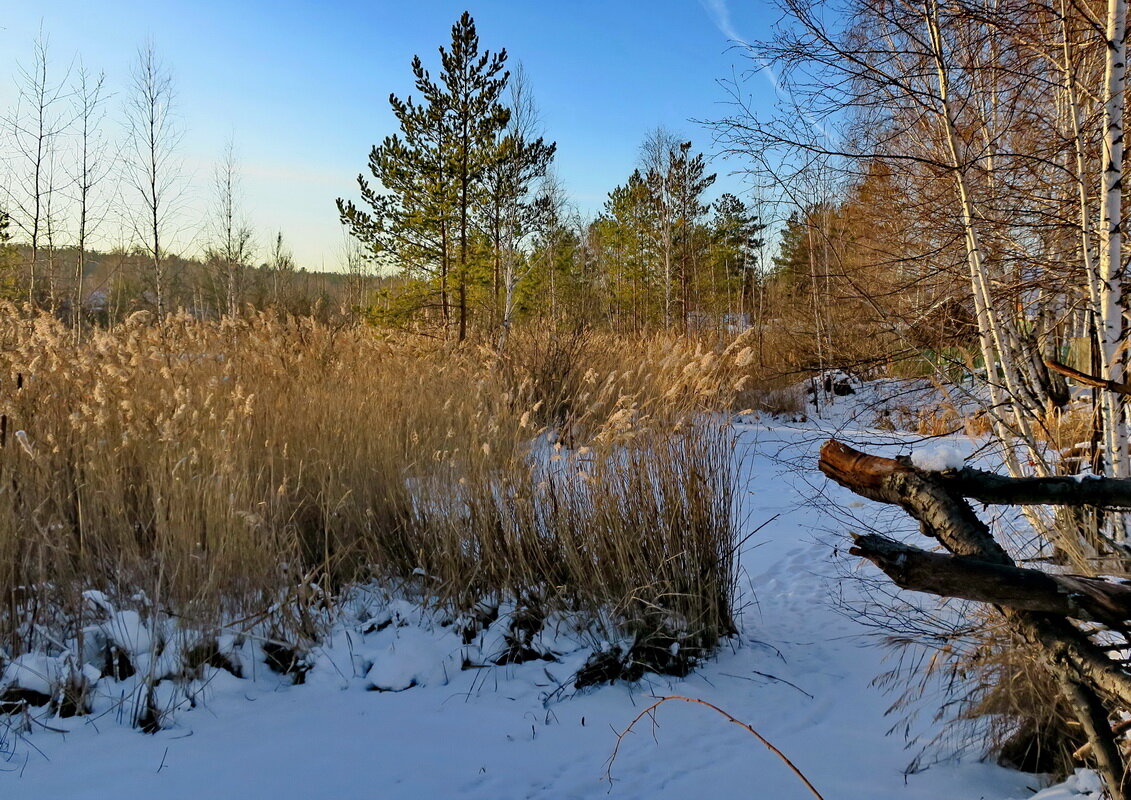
left=937, top=468, right=1131, bottom=508
left=819, top=439, right=1131, bottom=798
left=849, top=533, right=1131, bottom=627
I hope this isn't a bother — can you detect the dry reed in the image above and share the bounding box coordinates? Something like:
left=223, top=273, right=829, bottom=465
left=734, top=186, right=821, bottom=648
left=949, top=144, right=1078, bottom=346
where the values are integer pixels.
left=0, top=308, right=748, bottom=692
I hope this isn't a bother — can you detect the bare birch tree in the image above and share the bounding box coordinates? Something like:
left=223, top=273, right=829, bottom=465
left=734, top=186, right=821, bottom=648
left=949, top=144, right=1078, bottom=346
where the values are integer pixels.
left=1098, top=0, right=1130, bottom=484
left=4, top=32, right=71, bottom=304
left=708, top=0, right=1131, bottom=790
left=341, top=232, right=372, bottom=313
left=204, top=138, right=255, bottom=317
left=123, top=41, right=183, bottom=320
left=68, top=63, right=112, bottom=336
left=709, top=0, right=1099, bottom=487
left=489, top=63, right=556, bottom=347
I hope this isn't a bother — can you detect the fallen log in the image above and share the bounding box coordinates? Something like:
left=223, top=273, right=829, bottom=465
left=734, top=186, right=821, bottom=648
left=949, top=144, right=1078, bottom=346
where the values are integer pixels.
left=938, top=469, right=1131, bottom=509
left=819, top=439, right=1010, bottom=563
left=850, top=533, right=1131, bottom=627
left=819, top=438, right=1131, bottom=509
left=1046, top=359, right=1131, bottom=398
left=819, top=438, right=1131, bottom=798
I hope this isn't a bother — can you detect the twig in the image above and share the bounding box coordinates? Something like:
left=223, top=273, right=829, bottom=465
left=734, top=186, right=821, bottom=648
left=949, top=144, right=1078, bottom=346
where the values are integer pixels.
left=606, top=694, right=826, bottom=800
left=721, top=669, right=814, bottom=699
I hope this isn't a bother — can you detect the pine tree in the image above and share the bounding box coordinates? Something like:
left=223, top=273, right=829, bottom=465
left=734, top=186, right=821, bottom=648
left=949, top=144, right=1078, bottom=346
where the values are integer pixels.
left=602, top=169, right=659, bottom=328
left=642, top=138, right=715, bottom=329
left=772, top=208, right=815, bottom=292
left=441, top=12, right=511, bottom=340
left=0, top=208, right=22, bottom=300
left=338, top=12, right=511, bottom=339
left=337, top=53, right=456, bottom=325
left=712, top=193, right=766, bottom=314
left=666, top=141, right=715, bottom=329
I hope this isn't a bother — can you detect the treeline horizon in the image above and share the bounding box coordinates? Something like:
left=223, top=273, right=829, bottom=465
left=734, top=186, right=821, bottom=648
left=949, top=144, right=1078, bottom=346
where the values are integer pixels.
left=1, top=13, right=822, bottom=343
left=0, top=240, right=399, bottom=323
left=0, top=28, right=414, bottom=327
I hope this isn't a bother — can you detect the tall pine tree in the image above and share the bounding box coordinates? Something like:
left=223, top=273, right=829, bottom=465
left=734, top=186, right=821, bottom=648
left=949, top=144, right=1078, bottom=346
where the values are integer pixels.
left=712, top=193, right=766, bottom=314
left=666, top=141, right=715, bottom=329
left=338, top=12, right=511, bottom=339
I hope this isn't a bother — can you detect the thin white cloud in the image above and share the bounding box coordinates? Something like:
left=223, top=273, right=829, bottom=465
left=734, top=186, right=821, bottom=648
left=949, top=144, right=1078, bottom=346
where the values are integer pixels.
left=701, top=0, right=751, bottom=47
left=701, top=0, right=786, bottom=95
left=700, top=0, right=836, bottom=145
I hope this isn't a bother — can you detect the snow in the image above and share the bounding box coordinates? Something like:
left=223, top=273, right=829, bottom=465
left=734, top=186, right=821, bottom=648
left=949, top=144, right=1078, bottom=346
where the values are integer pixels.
left=363, top=626, right=461, bottom=691
left=1030, top=770, right=1104, bottom=798
left=2, top=654, right=64, bottom=697
left=103, top=610, right=153, bottom=659
left=911, top=443, right=967, bottom=471
left=0, top=389, right=1093, bottom=799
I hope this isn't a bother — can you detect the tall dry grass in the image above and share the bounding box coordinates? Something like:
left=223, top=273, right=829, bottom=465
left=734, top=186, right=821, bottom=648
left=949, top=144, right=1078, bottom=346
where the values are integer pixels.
left=0, top=308, right=749, bottom=689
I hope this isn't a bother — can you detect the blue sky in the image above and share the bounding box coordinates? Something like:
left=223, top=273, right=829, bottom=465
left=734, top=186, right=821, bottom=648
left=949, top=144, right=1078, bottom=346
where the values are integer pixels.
left=0, top=1, right=778, bottom=269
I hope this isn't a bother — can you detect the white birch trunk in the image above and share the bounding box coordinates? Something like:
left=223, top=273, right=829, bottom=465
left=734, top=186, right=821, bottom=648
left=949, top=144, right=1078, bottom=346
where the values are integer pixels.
left=924, top=0, right=1044, bottom=478
left=1060, top=6, right=1122, bottom=503
left=1099, top=0, right=1130, bottom=486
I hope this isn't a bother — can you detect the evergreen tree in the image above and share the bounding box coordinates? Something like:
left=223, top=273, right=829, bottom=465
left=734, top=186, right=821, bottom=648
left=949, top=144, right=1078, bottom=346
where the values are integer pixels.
left=772, top=208, right=817, bottom=292
left=524, top=215, right=581, bottom=321
left=712, top=193, right=766, bottom=313
left=641, top=138, right=715, bottom=329
left=0, top=208, right=20, bottom=299
left=665, top=141, right=715, bottom=328
left=338, top=12, right=511, bottom=339
left=442, top=12, right=511, bottom=340
left=338, top=52, right=455, bottom=325
left=602, top=170, right=659, bottom=327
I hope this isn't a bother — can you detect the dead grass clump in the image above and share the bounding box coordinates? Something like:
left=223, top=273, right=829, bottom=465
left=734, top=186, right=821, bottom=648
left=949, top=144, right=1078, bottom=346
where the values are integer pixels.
left=1032, top=403, right=1098, bottom=474
left=879, top=605, right=1089, bottom=781
left=884, top=396, right=991, bottom=437
left=896, top=404, right=963, bottom=436
left=737, top=385, right=806, bottom=417
left=956, top=620, right=1085, bottom=777
left=0, top=305, right=742, bottom=710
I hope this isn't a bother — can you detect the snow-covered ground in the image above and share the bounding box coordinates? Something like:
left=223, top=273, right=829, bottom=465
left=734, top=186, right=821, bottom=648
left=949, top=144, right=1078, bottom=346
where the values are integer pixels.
left=0, top=389, right=1099, bottom=799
